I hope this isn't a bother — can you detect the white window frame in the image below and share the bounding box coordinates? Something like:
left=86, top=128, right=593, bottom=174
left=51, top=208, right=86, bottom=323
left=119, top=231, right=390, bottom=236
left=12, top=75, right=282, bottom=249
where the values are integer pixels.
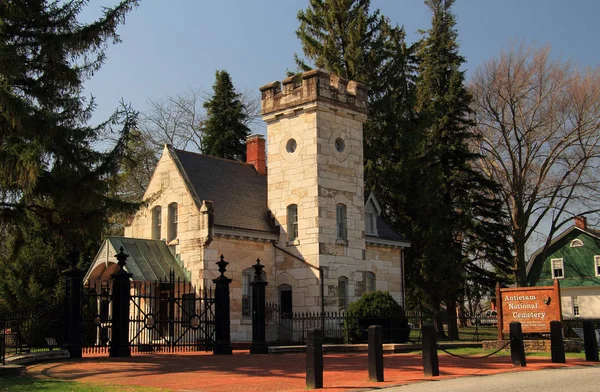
left=242, top=269, right=253, bottom=319
left=595, top=256, right=600, bottom=277
left=152, top=206, right=162, bottom=240
left=287, top=204, right=298, bottom=242
left=168, top=202, right=178, bottom=242
left=551, top=258, right=564, bottom=279
left=570, top=239, right=584, bottom=247
left=338, top=276, right=348, bottom=310
left=336, top=204, right=347, bottom=241
left=573, top=296, right=580, bottom=317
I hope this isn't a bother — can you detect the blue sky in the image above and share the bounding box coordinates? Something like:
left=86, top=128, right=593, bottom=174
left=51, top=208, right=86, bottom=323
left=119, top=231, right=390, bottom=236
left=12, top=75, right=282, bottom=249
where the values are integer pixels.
left=83, top=0, right=600, bottom=133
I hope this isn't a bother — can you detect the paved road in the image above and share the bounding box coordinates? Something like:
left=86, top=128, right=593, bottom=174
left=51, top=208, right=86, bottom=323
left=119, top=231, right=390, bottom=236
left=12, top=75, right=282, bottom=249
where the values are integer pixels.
left=380, top=366, right=600, bottom=392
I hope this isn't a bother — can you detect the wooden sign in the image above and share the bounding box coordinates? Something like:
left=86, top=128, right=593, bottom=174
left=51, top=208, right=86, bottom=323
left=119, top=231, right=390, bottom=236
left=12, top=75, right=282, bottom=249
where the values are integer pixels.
left=495, top=279, right=561, bottom=338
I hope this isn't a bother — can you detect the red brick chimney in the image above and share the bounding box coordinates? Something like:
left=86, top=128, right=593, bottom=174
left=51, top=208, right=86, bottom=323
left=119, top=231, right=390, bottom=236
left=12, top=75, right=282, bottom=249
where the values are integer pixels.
left=246, top=134, right=266, bottom=175
left=575, top=216, right=587, bottom=230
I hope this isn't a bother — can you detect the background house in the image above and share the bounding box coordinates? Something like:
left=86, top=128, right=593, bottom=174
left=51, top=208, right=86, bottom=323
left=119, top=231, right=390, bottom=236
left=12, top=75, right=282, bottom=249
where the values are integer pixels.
left=527, top=216, right=600, bottom=318
left=86, top=70, right=410, bottom=342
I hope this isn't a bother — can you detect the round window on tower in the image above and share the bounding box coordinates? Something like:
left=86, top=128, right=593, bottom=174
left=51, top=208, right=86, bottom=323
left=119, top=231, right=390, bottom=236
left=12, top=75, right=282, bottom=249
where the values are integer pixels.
left=286, top=138, right=297, bottom=153
left=334, top=137, right=345, bottom=153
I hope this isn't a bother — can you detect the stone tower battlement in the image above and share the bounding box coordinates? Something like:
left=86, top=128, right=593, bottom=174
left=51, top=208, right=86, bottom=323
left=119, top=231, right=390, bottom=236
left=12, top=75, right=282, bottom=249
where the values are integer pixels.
left=259, top=70, right=368, bottom=119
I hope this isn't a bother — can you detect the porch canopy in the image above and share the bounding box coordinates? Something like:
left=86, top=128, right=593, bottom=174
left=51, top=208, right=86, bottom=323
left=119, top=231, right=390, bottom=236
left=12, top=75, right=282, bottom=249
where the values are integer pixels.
left=85, top=236, right=189, bottom=284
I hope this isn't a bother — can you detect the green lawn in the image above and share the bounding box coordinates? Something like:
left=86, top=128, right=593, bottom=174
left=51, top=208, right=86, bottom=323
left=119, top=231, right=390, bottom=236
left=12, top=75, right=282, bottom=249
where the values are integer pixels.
left=0, top=375, right=169, bottom=392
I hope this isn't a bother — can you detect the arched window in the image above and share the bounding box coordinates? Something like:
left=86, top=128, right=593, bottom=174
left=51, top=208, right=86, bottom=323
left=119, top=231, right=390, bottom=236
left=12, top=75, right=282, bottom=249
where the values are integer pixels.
left=570, top=239, right=584, bottom=247
left=338, top=276, right=349, bottom=310
left=287, top=204, right=298, bottom=241
left=168, top=202, right=178, bottom=241
left=152, top=206, right=162, bottom=240
left=365, top=272, right=376, bottom=293
left=336, top=204, right=347, bottom=241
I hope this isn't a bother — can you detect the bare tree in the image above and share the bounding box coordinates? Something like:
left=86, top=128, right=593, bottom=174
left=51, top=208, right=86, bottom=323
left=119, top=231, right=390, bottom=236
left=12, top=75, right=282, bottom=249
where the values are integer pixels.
left=139, top=87, right=262, bottom=154
left=139, top=87, right=205, bottom=152
left=470, top=42, right=600, bottom=286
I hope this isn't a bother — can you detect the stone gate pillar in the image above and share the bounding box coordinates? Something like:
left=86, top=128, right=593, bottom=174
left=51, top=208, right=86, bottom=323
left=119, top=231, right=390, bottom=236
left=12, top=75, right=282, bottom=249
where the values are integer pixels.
left=250, top=258, right=268, bottom=354
left=110, top=247, right=132, bottom=357
left=213, top=255, right=233, bottom=355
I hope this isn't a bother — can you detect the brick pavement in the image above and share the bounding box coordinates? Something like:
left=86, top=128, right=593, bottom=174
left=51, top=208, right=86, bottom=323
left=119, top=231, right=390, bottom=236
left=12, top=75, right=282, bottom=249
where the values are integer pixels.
left=26, top=351, right=596, bottom=392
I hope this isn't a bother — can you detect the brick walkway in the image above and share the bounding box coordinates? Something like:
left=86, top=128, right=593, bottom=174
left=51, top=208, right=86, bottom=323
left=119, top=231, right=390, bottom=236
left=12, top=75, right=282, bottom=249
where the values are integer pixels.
left=26, top=351, right=596, bottom=392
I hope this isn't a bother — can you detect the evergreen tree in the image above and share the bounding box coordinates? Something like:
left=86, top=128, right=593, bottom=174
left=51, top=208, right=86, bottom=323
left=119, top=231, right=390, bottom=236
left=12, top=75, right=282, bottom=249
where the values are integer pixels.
left=408, top=0, right=512, bottom=337
left=201, top=70, right=251, bottom=161
left=0, top=0, right=139, bottom=311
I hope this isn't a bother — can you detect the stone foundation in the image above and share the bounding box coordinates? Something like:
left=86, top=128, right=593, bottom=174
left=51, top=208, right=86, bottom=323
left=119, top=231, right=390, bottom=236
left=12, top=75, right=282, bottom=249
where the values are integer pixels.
left=482, top=339, right=582, bottom=352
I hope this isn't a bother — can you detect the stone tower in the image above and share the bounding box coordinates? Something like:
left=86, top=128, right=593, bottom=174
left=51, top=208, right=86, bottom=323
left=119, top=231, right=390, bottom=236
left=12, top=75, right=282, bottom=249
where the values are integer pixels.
left=260, top=70, right=369, bottom=311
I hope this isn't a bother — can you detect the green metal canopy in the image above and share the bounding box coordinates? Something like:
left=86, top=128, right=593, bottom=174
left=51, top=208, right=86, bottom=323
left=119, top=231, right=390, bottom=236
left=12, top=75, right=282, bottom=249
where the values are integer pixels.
left=85, top=236, right=190, bottom=283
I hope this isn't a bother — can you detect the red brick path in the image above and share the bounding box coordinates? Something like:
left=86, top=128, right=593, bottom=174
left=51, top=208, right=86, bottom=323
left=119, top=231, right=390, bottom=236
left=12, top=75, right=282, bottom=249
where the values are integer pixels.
left=26, top=351, right=595, bottom=392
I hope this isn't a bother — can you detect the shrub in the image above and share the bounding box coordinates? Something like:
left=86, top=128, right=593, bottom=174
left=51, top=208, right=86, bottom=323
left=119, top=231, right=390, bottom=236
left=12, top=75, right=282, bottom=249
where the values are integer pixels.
left=344, top=291, right=409, bottom=343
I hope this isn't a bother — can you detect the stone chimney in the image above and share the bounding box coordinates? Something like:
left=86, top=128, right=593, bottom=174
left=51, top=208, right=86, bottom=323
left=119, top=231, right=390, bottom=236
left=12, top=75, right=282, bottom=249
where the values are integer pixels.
left=246, top=134, right=266, bottom=175
left=575, top=216, right=587, bottom=230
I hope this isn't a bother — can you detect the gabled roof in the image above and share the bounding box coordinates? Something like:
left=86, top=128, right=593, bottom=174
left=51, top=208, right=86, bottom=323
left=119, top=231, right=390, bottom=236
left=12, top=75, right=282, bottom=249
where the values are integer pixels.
left=170, top=148, right=273, bottom=233
left=364, top=192, right=410, bottom=247
left=526, top=225, right=600, bottom=274
left=85, top=237, right=189, bottom=283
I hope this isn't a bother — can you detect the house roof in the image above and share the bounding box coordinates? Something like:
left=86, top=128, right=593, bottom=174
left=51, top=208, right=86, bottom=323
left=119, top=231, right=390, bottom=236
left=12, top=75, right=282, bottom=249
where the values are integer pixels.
left=171, top=148, right=273, bottom=233
left=364, top=192, right=409, bottom=246
left=85, top=237, right=189, bottom=283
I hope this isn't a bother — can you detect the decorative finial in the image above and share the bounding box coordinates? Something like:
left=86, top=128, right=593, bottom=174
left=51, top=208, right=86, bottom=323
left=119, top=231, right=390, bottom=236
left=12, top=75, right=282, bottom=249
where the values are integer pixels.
left=115, top=246, right=129, bottom=270
left=253, top=258, right=264, bottom=281
left=216, top=254, right=229, bottom=277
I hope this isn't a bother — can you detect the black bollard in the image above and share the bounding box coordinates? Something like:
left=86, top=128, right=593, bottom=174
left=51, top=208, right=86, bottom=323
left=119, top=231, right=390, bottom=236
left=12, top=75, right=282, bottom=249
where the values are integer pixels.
left=368, top=325, right=384, bottom=382
left=422, top=325, right=439, bottom=377
left=306, top=328, right=323, bottom=389
left=550, top=321, right=565, bottom=363
left=509, top=322, right=526, bottom=367
left=583, top=320, right=599, bottom=362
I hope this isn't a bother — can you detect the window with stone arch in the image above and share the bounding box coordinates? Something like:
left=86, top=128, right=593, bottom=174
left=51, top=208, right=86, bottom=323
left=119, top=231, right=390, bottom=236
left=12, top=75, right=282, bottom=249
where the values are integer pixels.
left=168, top=202, right=178, bottom=241
left=152, top=206, right=162, bottom=240
left=338, top=276, right=349, bottom=310
left=287, top=204, right=298, bottom=242
left=336, top=203, right=347, bottom=241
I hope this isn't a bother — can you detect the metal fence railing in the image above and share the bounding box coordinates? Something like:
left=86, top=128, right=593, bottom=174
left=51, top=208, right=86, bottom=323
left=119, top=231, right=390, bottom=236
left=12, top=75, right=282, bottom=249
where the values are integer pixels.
left=0, top=303, right=64, bottom=365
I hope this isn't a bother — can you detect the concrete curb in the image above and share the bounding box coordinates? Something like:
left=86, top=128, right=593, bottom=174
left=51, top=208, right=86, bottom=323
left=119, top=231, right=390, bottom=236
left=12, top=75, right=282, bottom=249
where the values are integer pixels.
left=0, top=364, right=26, bottom=376
left=268, top=342, right=482, bottom=354
left=2, top=349, right=70, bottom=366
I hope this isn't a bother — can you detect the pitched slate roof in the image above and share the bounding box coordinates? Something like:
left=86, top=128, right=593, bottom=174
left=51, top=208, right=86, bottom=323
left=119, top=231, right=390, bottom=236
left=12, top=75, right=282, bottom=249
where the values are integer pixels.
left=171, top=148, right=273, bottom=233
left=85, top=237, right=189, bottom=282
left=369, top=215, right=405, bottom=241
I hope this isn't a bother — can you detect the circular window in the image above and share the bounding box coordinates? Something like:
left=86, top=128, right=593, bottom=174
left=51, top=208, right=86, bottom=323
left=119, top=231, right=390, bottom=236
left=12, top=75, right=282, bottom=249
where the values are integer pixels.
left=334, top=138, right=345, bottom=153
left=286, top=138, right=297, bottom=153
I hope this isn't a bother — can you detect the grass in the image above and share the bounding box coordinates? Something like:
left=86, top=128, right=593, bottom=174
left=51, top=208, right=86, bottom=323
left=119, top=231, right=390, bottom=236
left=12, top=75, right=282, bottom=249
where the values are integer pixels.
left=0, top=375, right=170, bottom=392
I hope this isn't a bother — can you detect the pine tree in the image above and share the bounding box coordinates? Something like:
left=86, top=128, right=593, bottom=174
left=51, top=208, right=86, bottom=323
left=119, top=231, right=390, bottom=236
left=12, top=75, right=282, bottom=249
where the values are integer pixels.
left=0, top=0, right=139, bottom=311
left=201, top=71, right=251, bottom=161
left=408, top=0, right=512, bottom=337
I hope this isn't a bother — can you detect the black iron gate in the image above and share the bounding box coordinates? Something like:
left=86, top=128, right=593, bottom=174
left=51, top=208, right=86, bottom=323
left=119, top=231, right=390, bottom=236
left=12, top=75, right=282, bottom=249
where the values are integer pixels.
left=82, top=281, right=112, bottom=355
left=129, top=271, right=215, bottom=353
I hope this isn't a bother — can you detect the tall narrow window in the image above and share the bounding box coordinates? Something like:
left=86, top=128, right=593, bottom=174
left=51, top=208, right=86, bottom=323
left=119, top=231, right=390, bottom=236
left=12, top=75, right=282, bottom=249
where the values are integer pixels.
left=365, top=272, right=376, bottom=293
left=152, top=206, right=162, bottom=240
left=287, top=204, right=298, bottom=241
left=242, top=269, right=252, bottom=318
left=573, top=296, right=580, bottom=317
left=338, top=276, right=348, bottom=310
left=595, top=256, right=600, bottom=276
left=365, top=203, right=377, bottom=235
left=336, top=204, right=347, bottom=241
left=551, top=258, right=564, bottom=279
left=168, top=202, right=178, bottom=241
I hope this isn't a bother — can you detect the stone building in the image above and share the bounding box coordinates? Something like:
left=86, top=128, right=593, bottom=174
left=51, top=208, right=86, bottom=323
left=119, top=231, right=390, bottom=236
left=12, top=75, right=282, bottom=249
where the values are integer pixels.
left=85, top=70, right=410, bottom=342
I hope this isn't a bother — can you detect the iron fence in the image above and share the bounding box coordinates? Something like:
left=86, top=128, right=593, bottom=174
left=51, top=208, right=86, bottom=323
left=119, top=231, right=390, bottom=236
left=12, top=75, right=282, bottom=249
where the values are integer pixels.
left=0, top=303, right=64, bottom=365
